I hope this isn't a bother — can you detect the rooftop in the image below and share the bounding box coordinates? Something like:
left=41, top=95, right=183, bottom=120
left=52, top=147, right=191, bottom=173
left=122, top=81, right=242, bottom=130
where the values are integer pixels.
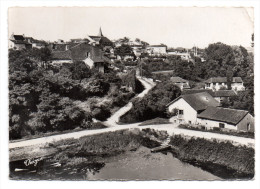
left=205, top=77, right=243, bottom=83
left=167, top=92, right=219, bottom=111
left=198, top=106, right=249, bottom=125
left=171, top=77, right=188, bottom=83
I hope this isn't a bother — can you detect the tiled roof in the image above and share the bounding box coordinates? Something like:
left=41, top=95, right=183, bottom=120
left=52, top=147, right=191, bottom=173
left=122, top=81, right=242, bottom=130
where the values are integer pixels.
left=182, top=89, right=215, bottom=96
left=205, top=77, right=243, bottom=83
left=51, top=42, right=111, bottom=63
left=52, top=50, right=72, bottom=60
left=213, top=90, right=237, bottom=97
left=148, top=44, right=167, bottom=47
left=171, top=77, right=188, bottom=83
left=10, top=40, right=30, bottom=44
left=198, top=106, right=249, bottom=125
left=167, top=92, right=219, bottom=111
left=13, top=35, right=25, bottom=41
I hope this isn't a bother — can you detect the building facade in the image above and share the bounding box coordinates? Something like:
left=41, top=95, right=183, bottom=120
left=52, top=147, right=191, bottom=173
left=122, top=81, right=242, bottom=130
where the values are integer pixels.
left=205, top=77, right=245, bottom=91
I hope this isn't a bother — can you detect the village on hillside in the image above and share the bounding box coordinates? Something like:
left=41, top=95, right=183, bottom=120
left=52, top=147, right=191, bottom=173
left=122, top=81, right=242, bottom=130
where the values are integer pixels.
left=8, top=14, right=255, bottom=180
left=9, top=28, right=254, bottom=133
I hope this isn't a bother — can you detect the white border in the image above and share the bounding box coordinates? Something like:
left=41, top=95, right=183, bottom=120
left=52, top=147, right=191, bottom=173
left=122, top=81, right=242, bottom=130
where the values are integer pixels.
left=1, top=1, right=260, bottom=189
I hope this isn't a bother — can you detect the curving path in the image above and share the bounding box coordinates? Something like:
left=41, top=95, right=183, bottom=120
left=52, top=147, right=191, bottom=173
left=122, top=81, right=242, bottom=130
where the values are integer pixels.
left=104, top=76, right=156, bottom=126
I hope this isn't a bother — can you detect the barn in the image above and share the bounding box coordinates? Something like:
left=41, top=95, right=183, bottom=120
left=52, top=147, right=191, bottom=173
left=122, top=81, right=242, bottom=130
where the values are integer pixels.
left=197, top=106, right=254, bottom=132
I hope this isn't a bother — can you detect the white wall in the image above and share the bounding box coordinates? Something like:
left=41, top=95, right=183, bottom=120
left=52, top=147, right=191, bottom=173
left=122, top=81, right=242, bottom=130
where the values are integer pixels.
left=231, top=83, right=245, bottom=91
left=205, top=82, right=245, bottom=91
left=197, top=118, right=237, bottom=130
left=236, top=113, right=254, bottom=132
left=168, top=98, right=197, bottom=124
left=84, top=57, right=94, bottom=68
left=52, top=60, right=73, bottom=64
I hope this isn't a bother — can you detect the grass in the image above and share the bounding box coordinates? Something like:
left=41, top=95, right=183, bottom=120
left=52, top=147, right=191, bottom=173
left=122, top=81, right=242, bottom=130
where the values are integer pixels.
left=139, top=118, right=170, bottom=126
left=169, top=134, right=255, bottom=178
left=178, top=124, right=255, bottom=139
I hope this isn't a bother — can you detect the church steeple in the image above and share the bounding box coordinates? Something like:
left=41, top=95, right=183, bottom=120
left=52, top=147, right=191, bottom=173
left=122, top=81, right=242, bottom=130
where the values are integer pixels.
left=98, top=27, right=103, bottom=37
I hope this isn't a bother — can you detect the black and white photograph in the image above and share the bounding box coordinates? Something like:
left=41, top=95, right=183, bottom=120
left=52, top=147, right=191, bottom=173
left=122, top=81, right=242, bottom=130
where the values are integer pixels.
left=1, top=1, right=259, bottom=186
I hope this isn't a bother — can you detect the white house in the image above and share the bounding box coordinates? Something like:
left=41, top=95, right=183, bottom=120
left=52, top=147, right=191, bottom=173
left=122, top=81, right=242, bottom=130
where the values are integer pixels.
left=167, top=92, right=219, bottom=124
left=205, top=77, right=245, bottom=91
left=170, top=77, right=190, bottom=90
left=146, top=45, right=167, bottom=55
left=197, top=106, right=254, bottom=132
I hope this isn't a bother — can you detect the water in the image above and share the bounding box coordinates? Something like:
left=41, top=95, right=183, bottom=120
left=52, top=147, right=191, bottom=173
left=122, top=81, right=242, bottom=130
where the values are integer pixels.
left=86, top=147, right=220, bottom=180
left=10, top=146, right=221, bottom=180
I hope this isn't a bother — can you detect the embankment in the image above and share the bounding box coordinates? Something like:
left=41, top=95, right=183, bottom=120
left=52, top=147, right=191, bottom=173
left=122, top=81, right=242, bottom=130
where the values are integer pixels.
left=169, top=135, right=255, bottom=179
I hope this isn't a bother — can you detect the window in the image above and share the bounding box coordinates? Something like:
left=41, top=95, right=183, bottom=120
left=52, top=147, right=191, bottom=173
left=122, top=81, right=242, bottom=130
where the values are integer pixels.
left=247, top=123, right=251, bottom=131
left=179, top=110, right=184, bottom=115
left=219, top=123, right=225, bottom=128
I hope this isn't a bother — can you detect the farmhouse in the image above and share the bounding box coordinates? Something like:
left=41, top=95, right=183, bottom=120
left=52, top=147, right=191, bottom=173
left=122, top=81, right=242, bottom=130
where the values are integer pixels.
left=51, top=42, right=111, bottom=73
left=170, top=77, right=190, bottom=90
left=205, top=77, right=245, bottom=91
left=197, top=106, right=254, bottom=132
left=167, top=92, right=219, bottom=124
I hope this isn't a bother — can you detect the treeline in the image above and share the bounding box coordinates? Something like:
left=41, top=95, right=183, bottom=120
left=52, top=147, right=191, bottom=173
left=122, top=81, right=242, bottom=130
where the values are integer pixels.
left=9, top=48, right=142, bottom=140
left=140, top=42, right=254, bottom=115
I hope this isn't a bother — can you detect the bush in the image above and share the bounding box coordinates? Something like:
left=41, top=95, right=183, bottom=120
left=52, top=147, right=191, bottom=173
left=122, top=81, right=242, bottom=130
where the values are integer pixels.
left=91, top=106, right=111, bottom=121
left=120, top=81, right=181, bottom=123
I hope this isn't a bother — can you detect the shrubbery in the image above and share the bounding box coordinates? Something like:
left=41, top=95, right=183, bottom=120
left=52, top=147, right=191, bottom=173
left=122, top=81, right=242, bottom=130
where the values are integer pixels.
left=120, top=81, right=181, bottom=123
left=169, top=135, right=255, bottom=177
left=9, top=49, right=139, bottom=139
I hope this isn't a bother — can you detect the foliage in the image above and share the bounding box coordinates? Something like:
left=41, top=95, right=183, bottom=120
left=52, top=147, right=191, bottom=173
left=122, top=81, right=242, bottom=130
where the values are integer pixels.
left=120, top=81, right=181, bottom=123
left=139, top=118, right=170, bottom=126
left=169, top=135, right=255, bottom=177
left=114, top=44, right=135, bottom=59
left=9, top=49, right=137, bottom=139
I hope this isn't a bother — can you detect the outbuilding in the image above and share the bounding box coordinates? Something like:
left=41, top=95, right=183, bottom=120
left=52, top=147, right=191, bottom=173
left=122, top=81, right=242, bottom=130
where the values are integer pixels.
left=197, top=106, right=254, bottom=132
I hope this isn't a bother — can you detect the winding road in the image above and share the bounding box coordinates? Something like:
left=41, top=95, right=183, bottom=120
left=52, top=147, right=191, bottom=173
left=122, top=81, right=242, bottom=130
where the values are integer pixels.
left=104, top=76, right=156, bottom=126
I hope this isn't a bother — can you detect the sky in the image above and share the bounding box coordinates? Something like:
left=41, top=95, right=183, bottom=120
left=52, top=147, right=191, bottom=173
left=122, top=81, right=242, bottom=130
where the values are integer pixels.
left=8, top=7, right=254, bottom=48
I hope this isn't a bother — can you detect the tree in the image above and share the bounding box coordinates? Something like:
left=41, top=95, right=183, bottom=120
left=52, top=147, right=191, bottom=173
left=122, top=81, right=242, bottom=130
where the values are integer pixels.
left=39, top=47, right=52, bottom=68
left=71, top=61, right=91, bottom=81
left=120, top=81, right=182, bottom=123
left=114, top=44, right=135, bottom=59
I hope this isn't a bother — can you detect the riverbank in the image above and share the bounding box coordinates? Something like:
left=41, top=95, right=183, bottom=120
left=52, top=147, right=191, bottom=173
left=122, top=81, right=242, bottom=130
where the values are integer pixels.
left=10, top=128, right=254, bottom=180
left=169, top=134, right=255, bottom=179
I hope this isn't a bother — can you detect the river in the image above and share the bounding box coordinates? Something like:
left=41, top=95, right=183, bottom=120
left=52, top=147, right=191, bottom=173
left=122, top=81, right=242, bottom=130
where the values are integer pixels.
left=10, top=146, right=221, bottom=180
left=86, top=147, right=221, bottom=180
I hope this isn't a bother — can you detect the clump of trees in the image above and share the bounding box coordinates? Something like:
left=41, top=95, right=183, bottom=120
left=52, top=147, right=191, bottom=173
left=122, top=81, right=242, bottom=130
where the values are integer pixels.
left=120, top=81, right=181, bottom=123
left=9, top=48, right=141, bottom=139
